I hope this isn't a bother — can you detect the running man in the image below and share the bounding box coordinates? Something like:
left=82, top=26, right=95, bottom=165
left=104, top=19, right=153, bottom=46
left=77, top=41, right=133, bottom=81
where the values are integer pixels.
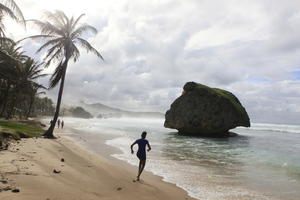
left=131, top=131, right=151, bottom=181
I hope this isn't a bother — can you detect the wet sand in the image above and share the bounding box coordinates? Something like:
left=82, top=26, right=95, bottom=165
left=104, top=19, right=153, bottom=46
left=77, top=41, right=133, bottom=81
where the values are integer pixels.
left=0, top=128, right=195, bottom=200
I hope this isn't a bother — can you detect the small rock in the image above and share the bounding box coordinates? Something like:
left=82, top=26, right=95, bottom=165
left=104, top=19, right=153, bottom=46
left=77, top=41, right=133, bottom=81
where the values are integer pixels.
left=12, top=188, right=20, bottom=193
left=53, top=169, right=61, bottom=174
left=61, top=158, right=65, bottom=162
left=116, top=187, right=122, bottom=191
left=1, top=180, right=8, bottom=184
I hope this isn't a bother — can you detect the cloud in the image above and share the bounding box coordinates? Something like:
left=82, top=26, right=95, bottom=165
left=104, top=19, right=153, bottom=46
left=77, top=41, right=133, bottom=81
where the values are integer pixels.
left=4, top=0, right=300, bottom=124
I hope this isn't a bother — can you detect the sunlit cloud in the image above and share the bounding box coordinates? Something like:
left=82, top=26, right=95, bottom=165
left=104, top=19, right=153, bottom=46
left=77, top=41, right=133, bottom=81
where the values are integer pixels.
left=4, top=0, right=300, bottom=124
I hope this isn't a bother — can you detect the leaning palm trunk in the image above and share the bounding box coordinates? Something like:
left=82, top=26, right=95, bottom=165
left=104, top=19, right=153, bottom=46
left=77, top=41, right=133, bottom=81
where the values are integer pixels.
left=44, top=59, right=68, bottom=138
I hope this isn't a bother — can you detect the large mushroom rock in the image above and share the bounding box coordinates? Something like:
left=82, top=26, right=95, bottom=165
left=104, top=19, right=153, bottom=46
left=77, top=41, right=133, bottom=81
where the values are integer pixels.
left=164, top=82, right=250, bottom=136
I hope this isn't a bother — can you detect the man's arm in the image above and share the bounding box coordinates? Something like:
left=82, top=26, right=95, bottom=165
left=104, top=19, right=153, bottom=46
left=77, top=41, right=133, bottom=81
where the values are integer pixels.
left=147, top=143, right=151, bottom=152
left=131, top=141, right=137, bottom=154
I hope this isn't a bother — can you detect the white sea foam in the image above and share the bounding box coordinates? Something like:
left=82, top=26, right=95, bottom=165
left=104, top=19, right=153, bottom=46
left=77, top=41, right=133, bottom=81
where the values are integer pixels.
left=106, top=137, right=271, bottom=200
left=238, top=122, right=300, bottom=134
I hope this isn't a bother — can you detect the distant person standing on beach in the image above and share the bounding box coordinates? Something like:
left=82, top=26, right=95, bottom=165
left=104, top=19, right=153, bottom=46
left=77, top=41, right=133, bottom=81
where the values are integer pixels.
left=61, top=120, right=64, bottom=129
left=131, top=131, right=151, bottom=181
left=57, top=119, right=60, bottom=129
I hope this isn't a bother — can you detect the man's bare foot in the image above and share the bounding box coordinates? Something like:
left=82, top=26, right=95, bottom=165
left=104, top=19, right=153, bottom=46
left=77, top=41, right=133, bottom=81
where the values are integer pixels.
left=136, top=176, right=140, bottom=181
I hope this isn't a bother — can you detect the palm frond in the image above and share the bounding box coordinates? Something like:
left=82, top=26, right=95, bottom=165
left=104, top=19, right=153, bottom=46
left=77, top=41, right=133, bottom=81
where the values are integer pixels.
left=31, top=82, right=47, bottom=90
left=55, top=10, right=69, bottom=25
left=27, top=19, right=64, bottom=36
left=0, top=3, right=17, bottom=21
left=3, top=0, right=25, bottom=24
left=72, top=13, right=85, bottom=30
left=67, top=42, right=80, bottom=62
left=0, top=36, right=14, bottom=44
left=76, top=38, right=104, bottom=60
left=0, top=14, right=6, bottom=37
left=44, top=44, right=64, bottom=67
left=44, top=11, right=65, bottom=28
left=31, top=73, right=48, bottom=80
left=71, top=24, right=97, bottom=39
left=49, top=62, right=64, bottom=88
left=36, top=37, right=62, bottom=53
left=19, top=34, right=56, bottom=43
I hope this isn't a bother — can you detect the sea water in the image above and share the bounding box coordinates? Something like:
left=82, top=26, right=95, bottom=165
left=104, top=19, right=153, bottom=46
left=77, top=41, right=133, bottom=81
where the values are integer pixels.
left=61, top=117, right=300, bottom=200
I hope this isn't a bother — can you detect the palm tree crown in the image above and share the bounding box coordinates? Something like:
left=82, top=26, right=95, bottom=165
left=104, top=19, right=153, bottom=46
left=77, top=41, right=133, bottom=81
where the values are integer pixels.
left=27, top=10, right=103, bottom=88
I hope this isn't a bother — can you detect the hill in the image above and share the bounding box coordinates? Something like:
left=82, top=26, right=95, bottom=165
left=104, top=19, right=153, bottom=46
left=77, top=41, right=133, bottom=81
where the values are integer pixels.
left=78, top=101, right=164, bottom=119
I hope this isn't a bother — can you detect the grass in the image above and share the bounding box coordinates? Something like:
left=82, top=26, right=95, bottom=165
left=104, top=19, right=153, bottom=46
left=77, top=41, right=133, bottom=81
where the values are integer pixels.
left=195, top=83, right=245, bottom=114
left=0, top=120, right=43, bottom=140
left=213, top=88, right=244, bottom=114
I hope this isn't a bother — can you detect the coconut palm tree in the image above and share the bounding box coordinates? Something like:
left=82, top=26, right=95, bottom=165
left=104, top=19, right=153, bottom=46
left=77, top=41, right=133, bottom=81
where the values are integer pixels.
left=26, top=10, right=104, bottom=138
left=0, top=0, right=25, bottom=38
left=9, top=57, right=47, bottom=118
left=0, top=41, right=46, bottom=118
left=0, top=40, right=25, bottom=117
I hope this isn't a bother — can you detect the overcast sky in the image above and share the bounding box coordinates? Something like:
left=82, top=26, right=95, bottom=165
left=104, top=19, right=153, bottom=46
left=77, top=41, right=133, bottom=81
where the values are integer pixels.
left=4, top=0, right=300, bottom=124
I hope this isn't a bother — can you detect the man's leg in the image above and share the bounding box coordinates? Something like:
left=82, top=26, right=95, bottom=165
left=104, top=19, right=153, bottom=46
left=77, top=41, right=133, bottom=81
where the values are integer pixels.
left=137, top=160, right=142, bottom=180
left=140, top=160, right=146, bottom=174
left=137, top=160, right=146, bottom=181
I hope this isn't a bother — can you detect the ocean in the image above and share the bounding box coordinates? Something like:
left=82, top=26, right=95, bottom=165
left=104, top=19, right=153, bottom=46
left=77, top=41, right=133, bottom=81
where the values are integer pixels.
left=59, top=117, right=300, bottom=200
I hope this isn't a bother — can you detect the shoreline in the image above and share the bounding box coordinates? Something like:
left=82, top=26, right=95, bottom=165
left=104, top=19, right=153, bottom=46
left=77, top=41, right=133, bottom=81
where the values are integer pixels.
left=0, top=126, right=196, bottom=200
left=59, top=126, right=199, bottom=198
left=61, top=118, right=298, bottom=200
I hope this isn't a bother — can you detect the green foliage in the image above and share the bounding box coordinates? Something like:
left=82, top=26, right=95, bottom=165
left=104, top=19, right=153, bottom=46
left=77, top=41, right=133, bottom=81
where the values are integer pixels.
left=31, top=96, right=55, bottom=116
left=0, top=120, right=43, bottom=140
left=212, top=88, right=244, bottom=113
left=0, top=41, right=47, bottom=119
left=194, top=83, right=245, bottom=114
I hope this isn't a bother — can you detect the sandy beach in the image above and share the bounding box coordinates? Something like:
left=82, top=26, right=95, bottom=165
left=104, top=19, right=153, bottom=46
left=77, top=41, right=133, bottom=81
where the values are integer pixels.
left=0, top=128, right=195, bottom=200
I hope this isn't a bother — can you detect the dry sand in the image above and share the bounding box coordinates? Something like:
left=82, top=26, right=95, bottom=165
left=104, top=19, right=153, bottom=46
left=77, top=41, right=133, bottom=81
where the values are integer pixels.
left=0, top=128, right=196, bottom=200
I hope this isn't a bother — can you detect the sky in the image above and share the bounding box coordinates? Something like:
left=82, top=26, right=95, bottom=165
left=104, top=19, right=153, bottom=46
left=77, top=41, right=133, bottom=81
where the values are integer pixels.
left=4, top=0, right=300, bottom=124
